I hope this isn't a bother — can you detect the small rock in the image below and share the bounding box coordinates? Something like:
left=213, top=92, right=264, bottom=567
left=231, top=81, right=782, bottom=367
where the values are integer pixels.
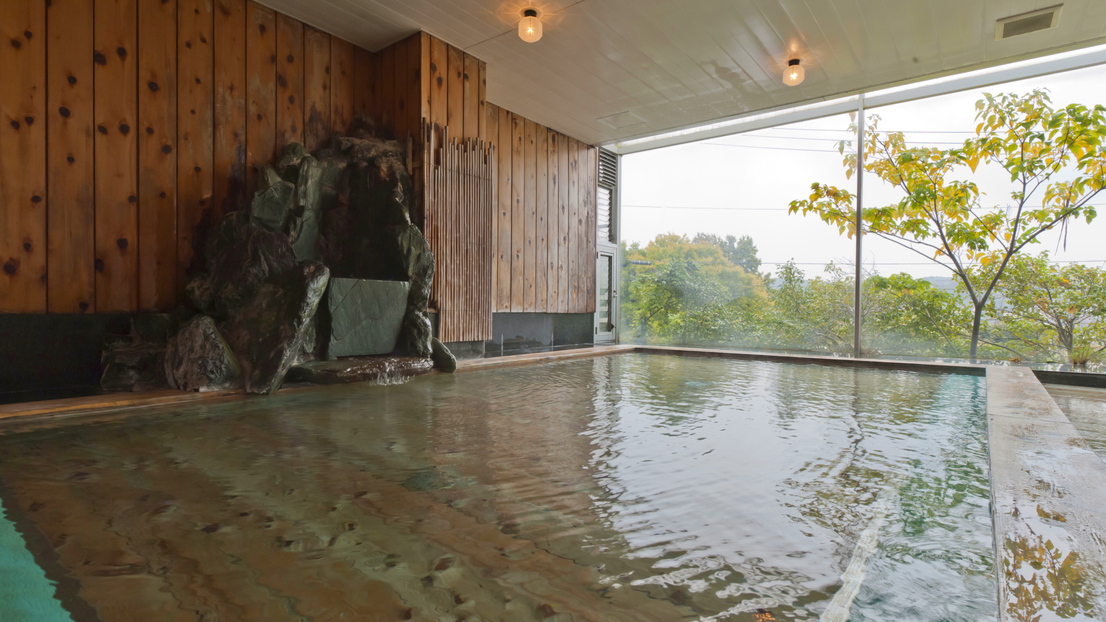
left=431, top=338, right=456, bottom=373
left=163, top=315, right=241, bottom=391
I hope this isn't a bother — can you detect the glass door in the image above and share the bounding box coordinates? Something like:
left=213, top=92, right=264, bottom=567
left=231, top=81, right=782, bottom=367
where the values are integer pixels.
left=596, top=250, right=616, bottom=344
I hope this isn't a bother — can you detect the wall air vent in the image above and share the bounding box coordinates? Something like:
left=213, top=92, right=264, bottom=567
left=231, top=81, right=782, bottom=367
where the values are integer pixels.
left=996, top=5, right=1062, bottom=40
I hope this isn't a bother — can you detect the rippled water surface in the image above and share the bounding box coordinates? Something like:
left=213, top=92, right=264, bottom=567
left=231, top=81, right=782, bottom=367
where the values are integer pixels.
left=0, top=354, right=994, bottom=621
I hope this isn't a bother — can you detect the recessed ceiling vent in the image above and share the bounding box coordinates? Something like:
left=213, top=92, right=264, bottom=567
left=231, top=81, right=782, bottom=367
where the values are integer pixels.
left=996, top=5, right=1062, bottom=40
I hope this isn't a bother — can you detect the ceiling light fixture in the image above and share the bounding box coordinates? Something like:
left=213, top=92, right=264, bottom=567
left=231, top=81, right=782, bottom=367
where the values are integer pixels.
left=519, top=8, right=543, bottom=43
left=783, top=58, right=805, bottom=86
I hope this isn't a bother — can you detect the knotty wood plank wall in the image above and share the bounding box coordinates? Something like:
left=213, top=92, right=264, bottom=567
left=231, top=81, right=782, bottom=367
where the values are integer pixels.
left=484, top=104, right=596, bottom=315
left=1, top=0, right=374, bottom=313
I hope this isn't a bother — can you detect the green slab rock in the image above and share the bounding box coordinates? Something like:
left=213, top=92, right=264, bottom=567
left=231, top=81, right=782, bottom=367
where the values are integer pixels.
left=327, top=278, right=410, bottom=358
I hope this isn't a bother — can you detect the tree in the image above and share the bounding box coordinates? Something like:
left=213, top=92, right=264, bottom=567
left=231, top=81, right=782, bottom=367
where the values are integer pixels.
left=981, top=253, right=1106, bottom=364
left=691, top=233, right=762, bottom=275
left=620, top=234, right=765, bottom=344
left=789, top=90, right=1106, bottom=359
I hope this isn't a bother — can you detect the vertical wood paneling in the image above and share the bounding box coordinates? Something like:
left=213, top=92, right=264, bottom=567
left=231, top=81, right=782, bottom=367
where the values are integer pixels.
left=585, top=146, right=597, bottom=312
left=0, top=0, right=47, bottom=312
left=487, top=104, right=499, bottom=312
left=522, top=118, right=537, bottom=312
left=535, top=125, right=548, bottom=311
left=428, top=37, right=447, bottom=132
left=47, top=0, right=95, bottom=313
left=419, top=33, right=431, bottom=124
left=509, top=113, right=524, bottom=313
left=329, top=37, right=355, bottom=134
left=496, top=106, right=512, bottom=312
left=275, top=13, right=303, bottom=147
left=378, top=44, right=394, bottom=135
left=446, top=46, right=463, bottom=137
left=568, top=138, right=581, bottom=311
left=477, top=60, right=487, bottom=142
left=548, top=132, right=560, bottom=313
left=393, top=36, right=415, bottom=141
left=177, top=0, right=215, bottom=285
left=462, top=53, right=479, bottom=140
left=352, top=46, right=373, bottom=120
left=245, top=1, right=275, bottom=195
left=4, top=0, right=374, bottom=314
left=94, top=0, right=139, bottom=311
left=213, top=0, right=247, bottom=218
left=303, top=26, right=331, bottom=151
left=557, top=133, right=570, bottom=314
left=137, top=0, right=178, bottom=310
left=422, top=124, right=493, bottom=342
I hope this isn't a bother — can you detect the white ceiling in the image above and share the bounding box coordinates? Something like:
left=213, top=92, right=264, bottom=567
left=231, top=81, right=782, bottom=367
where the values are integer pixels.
left=258, top=0, right=1106, bottom=146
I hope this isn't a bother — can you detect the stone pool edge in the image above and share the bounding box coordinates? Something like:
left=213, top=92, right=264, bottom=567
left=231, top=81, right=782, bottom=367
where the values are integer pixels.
left=986, top=366, right=1106, bottom=620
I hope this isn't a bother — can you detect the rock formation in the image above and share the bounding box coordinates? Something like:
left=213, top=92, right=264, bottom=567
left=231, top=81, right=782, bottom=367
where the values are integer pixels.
left=102, top=119, right=453, bottom=395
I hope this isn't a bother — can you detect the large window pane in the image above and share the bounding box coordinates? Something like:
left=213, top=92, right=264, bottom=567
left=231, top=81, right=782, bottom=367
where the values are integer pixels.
left=620, top=114, right=859, bottom=355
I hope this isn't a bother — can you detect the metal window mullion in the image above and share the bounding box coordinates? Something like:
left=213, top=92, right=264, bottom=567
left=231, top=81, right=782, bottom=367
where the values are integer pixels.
left=854, top=95, right=865, bottom=359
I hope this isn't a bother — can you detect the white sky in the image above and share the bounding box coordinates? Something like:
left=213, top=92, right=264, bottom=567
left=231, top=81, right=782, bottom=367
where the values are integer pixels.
left=621, top=62, right=1106, bottom=279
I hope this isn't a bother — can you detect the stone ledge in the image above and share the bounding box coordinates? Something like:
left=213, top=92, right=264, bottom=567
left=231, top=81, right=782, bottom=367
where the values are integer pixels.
left=987, top=366, right=1106, bottom=620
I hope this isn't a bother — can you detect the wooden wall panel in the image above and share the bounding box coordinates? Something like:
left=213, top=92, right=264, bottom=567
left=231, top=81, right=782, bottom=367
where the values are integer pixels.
left=568, top=138, right=581, bottom=311
left=446, top=46, right=464, bottom=137
left=275, top=13, right=303, bottom=148
left=245, top=1, right=275, bottom=197
left=509, top=113, right=524, bottom=312
left=2, top=0, right=374, bottom=314
left=377, top=44, right=394, bottom=136
left=303, top=26, right=331, bottom=151
left=487, top=104, right=500, bottom=312
left=137, top=0, right=178, bottom=310
left=547, top=132, right=560, bottom=313
left=428, top=36, right=447, bottom=132
left=353, top=47, right=373, bottom=124
left=419, top=34, right=431, bottom=125
left=585, top=146, right=597, bottom=313
left=177, top=0, right=215, bottom=285
left=477, top=61, right=487, bottom=143
left=557, top=135, right=570, bottom=314
left=47, top=0, right=95, bottom=313
left=214, top=0, right=247, bottom=218
left=330, top=37, right=355, bottom=135
left=522, top=118, right=537, bottom=312
left=496, top=106, right=512, bottom=311
left=0, top=0, right=47, bottom=312
left=535, top=126, right=548, bottom=311
left=94, top=0, right=139, bottom=312
left=462, top=53, right=479, bottom=140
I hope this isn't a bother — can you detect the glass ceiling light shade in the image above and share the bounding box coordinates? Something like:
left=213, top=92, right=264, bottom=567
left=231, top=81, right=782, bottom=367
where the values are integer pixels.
left=783, top=59, right=805, bottom=86
left=519, top=9, right=542, bottom=43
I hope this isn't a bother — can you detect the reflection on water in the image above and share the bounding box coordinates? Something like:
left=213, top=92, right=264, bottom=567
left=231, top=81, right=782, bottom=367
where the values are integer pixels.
left=0, top=355, right=993, bottom=621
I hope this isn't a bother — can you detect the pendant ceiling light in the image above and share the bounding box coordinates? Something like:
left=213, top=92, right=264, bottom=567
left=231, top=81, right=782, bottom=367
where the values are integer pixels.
left=519, top=8, right=543, bottom=43
left=783, top=58, right=805, bottom=86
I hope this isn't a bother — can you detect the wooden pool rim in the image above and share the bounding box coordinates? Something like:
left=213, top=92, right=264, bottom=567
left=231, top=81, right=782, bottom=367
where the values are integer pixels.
left=1, top=344, right=1104, bottom=619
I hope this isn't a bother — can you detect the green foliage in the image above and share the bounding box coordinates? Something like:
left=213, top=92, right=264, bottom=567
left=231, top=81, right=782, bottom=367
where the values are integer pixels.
left=788, top=89, right=1106, bottom=358
left=691, top=233, right=762, bottom=275
left=977, top=252, right=1106, bottom=363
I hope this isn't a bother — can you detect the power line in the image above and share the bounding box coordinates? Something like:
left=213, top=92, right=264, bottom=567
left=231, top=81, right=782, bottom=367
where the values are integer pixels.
left=770, top=126, right=976, bottom=135
left=712, top=134, right=965, bottom=146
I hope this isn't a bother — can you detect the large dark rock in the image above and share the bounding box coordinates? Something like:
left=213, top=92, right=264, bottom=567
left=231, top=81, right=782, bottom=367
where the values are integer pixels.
left=221, top=262, right=330, bottom=394
left=186, top=217, right=298, bottom=317
left=287, top=356, right=432, bottom=385
left=327, top=278, right=410, bottom=358
left=394, top=224, right=435, bottom=357
left=251, top=166, right=296, bottom=232
left=163, top=315, right=241, bottom=392
left=289, top=155, right=324, bottom=262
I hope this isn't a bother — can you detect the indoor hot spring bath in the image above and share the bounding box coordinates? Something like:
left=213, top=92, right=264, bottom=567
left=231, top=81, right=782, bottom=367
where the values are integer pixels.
left=0, top=354, right=995, bottom=621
